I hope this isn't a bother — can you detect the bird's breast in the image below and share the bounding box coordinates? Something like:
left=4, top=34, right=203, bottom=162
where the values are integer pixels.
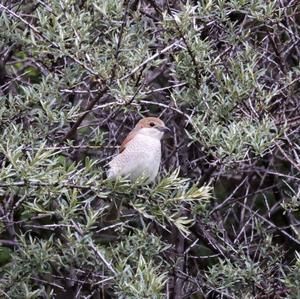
left=108, top=134, right=162, bottom=182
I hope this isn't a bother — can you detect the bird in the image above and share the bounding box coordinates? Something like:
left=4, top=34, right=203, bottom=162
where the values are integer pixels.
left=107, top=117, right=170, bottom=183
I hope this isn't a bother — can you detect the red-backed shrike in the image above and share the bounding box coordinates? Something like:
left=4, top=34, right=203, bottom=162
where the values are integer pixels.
left=107, top=117, right=169, bottom=183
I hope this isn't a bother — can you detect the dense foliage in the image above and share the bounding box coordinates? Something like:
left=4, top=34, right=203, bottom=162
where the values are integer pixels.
left=0, top=0, right=300, bottom=298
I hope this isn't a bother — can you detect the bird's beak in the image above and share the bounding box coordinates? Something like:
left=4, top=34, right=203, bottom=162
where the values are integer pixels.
left=156, top=125, right=171, bottom=133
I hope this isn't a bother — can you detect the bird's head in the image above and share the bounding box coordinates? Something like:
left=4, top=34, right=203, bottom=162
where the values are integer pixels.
left=135, top=117, right=170, bottom=140
left=119, top=117, right=170, bottom=152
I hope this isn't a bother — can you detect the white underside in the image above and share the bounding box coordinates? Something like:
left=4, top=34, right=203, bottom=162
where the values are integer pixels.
left=107, top=134, right=162, bottom=183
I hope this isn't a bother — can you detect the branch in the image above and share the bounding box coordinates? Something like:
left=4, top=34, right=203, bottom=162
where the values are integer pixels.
left=0, top=3, right=98, bottom=75
left=61, top=86, right=108, bottom=141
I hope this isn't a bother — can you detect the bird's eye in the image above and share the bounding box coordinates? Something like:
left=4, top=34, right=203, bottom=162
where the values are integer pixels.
left=149, top=122, right=155, bottom=127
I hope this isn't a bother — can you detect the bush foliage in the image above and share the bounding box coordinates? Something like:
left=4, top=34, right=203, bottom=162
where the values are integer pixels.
left=0, top=0, right=300, bottom=298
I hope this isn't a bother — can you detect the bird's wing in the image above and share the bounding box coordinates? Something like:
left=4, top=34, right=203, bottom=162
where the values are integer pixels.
left=119, top=128, right=139, bottom=153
